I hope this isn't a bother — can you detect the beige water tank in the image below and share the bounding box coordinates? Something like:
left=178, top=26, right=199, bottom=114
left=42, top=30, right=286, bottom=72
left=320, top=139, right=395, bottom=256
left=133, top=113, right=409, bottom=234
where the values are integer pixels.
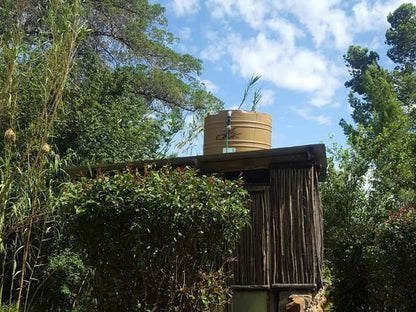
left=203, top=110, right=272, bottom=155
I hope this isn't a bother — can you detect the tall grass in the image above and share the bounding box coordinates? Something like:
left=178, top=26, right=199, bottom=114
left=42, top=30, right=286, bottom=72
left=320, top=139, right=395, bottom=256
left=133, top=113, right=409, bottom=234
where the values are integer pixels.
left=0, top=0, right=85, bottom=310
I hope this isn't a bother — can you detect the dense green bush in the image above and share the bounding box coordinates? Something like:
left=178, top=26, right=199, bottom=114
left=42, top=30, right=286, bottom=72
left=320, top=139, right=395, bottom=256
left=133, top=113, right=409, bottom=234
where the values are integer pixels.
left=368, top=207, right=416, bottom=311
left=33, top=249, right=95, bottom=312
left=60, top=165, right=250, bottom=311
left=321, top=147, right=416, bottom=311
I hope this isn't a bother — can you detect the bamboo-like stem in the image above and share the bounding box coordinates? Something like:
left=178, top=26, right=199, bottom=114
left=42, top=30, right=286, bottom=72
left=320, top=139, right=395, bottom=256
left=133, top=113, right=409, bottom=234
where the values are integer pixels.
left=0, top=0, right=83, bottom=309
left=16, top=26, right=80, bottom=312
left=0, top=0, right=23, bottom=257
left=24, top=209, right=50, bottom=311
left=8, top=236, right=19, bottom=307
left=0, top=248, right=6, bottom=302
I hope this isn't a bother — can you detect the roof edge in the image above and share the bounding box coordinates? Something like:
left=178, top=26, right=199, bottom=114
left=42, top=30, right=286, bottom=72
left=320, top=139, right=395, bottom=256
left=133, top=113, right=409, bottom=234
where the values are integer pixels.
left=65, top=144, right=327, bottom=181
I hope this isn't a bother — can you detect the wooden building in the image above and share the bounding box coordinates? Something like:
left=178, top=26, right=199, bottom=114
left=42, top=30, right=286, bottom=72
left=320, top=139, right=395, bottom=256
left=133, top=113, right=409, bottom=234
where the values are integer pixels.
left=67, top=144, right=327, bottom=312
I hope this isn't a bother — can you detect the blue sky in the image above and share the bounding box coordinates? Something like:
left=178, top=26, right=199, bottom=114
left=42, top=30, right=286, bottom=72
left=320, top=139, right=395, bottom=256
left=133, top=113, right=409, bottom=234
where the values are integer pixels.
left=156, top=0, right=415, bottom=155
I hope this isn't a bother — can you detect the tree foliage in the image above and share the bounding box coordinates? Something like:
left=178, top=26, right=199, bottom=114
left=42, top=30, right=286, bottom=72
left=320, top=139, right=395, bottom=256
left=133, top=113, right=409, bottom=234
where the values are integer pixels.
left=386, top=3, right=416, bottom=72
left=370, top=207, right=416, bottom=311
left=344, top=45, right=379, bottom=95
left=60, top=166, right=250, bottom=311
left=340, top=4, right=416, bottom=207
left=320, top=144, right=371, bottom=312
left=54, top=53, right=184, bottom=164
left=323, top=3, right=416, bottom=311
left=1, top=0, right=223, bottom=310
left=341, top=64, right=415, bottom=206
left=33, top=249, right=95, bottom=311
left=0, top=0, right=223, bottom=164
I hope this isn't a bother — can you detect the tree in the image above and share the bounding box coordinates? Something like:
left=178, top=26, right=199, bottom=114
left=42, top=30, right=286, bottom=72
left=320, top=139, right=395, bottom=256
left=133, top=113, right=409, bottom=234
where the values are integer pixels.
left=344, top=45, right=379, bottom=95
left=54, top=53, right=184, bottom=164
left=353, top=65, right=413, bottom=205
left=1, top=0, right=223, bottom=164
left=340, top=18, right=416, bottom=207
left=386, top=3, right=416, bottom=72
left=320, top=144, right=371, bottom=312
left=323, top=3, right=416, bottom=311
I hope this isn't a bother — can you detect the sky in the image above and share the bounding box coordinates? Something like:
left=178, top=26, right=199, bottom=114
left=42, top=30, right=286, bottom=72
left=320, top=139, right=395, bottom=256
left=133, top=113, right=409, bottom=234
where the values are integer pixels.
left=156, top=0, right=415, bottom=155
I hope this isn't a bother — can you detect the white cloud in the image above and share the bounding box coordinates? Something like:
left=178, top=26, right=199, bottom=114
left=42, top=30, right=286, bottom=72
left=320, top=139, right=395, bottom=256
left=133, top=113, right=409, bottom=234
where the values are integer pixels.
left=200, top=79, right=220, bottom=93
left=331, top=102, right=341, bottom=108
left=352, top=0, right=408, bottom=32
left=280, top=0, right=352, bottom=49
left=194, top=0, right=414, bottom=116
left=234, top=0, right=268, bottom=29
left=265, top=17, right=305, bottom=50
left=292, top=107, right=332, bottom=125
left=200, top=30, right=229, bottom=62
left=226, top=33, right=343, bottom=107
left=308, top=63, right=343, bottom=107
left=200, top=43, right=226, bottom=62
left=178, top=27, right=192, bottom=40
left=206, top=0, right=267, bottom=29
left=206, top=0, right=234, bottom=19
left=258, top=89, right=275, bottom=107
left=204, top=0, right=415, bottom=51
left=172, top=0, right=200, bottom=16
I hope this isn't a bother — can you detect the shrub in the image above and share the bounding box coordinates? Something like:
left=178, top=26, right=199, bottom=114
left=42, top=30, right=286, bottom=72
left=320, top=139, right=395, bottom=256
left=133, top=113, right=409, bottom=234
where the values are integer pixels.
left=32, top=249, right=95, bottom=312
left=368, top=207, right=416, bottom=311
left=60, top=165, right=250, bottom=311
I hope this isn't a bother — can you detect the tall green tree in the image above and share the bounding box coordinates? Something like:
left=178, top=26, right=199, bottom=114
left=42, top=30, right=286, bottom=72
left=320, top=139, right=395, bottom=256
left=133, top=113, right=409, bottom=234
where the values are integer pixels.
left=323, top=3, right=416, bottom=311
left=342, top=64, right=414, bottom=206
left=54, top=53, right=191, bottom=164
left=343, top=45, right=379, bottom=95
left=340, top=4, right=416, bottom=207
left=1, top=0, right=223, bottom=164
left=320, top=144, right=370, bottom=311
left=386, top=3, right=416, bottom=72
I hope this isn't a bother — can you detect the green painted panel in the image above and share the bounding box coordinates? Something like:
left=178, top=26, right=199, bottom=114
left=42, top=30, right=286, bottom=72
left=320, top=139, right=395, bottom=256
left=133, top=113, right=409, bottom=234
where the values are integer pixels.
left=232, top=290, right=268, bottom=312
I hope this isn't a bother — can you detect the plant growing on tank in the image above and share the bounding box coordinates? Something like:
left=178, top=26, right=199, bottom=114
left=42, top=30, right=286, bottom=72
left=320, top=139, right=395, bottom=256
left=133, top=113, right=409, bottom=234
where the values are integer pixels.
left=237, top=74, right=262, bottom=111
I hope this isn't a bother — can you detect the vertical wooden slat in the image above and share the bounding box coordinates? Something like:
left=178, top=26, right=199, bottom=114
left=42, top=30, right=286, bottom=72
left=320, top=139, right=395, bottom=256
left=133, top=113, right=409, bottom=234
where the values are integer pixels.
left=232, top=187, right=270, bottom=286
left=231, top=165, right=323, bottom=289
left=270, top=165, right=323, bottom=288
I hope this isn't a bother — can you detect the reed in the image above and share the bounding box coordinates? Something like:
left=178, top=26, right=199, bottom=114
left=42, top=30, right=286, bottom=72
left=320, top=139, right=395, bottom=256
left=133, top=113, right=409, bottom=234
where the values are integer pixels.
left=237, top=74, right=262, bottom=111
left=0, top=0, right=84, bottom=310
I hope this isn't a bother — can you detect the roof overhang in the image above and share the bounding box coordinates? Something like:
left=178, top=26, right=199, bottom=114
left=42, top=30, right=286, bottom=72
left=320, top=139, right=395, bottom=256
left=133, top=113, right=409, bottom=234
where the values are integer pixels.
left=65, top=144, right=327, bottom=182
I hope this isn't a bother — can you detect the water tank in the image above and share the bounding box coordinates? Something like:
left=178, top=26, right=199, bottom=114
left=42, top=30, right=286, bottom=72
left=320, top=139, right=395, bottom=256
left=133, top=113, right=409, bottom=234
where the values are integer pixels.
left=203, top=110, right=272, bottom=155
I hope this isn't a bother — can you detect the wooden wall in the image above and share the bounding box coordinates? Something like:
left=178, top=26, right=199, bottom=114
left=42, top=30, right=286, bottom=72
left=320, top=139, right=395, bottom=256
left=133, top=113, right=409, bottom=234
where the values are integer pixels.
left=232, top=164, right=323, bottom=289
left=233, top=186, right=270, bottom=286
